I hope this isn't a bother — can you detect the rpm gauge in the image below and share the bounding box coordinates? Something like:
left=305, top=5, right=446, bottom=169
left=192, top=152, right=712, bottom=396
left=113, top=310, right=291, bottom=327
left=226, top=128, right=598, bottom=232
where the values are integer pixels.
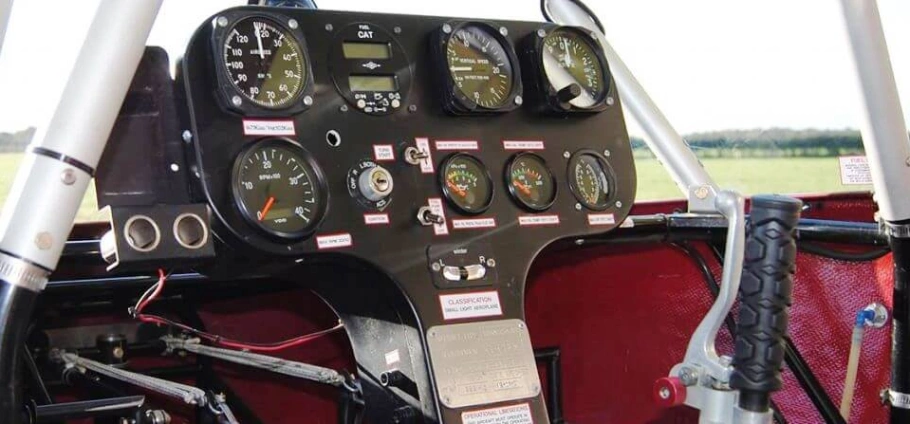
left=440, top=154, right=494, bottom=214
left=232, top=138, right=326, bottom=239
left=221, top=16, right=309, bottom=110
left=507, top=153, right=557, bottom=211
left=541, top=27, right=608, bottom=109
left=567, top=151, right=614, bottom=210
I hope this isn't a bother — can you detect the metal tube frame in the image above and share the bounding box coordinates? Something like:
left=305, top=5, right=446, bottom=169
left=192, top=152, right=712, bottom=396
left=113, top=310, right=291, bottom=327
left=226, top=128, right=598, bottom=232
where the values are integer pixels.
left=0, top=0, right=12, bottom=58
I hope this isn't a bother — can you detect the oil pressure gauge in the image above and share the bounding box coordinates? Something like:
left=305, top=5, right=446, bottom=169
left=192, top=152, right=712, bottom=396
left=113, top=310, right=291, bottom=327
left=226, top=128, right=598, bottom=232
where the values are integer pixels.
left=525, top=26, right=611, bottom=113
left=440, top=154, right=494, bottom=214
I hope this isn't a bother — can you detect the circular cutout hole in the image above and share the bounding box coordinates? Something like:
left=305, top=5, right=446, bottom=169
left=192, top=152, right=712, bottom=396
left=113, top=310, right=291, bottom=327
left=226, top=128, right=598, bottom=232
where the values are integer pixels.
left=173, top=213, right=208, bottom=250
left=123, top=215, right=160, bottom=253
left=326, top=130, right=341, bottom=147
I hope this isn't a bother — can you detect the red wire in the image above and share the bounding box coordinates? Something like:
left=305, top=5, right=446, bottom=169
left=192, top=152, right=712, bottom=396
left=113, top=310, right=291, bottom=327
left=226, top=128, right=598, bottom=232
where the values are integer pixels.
left=134, top=269, right=343, bottom=352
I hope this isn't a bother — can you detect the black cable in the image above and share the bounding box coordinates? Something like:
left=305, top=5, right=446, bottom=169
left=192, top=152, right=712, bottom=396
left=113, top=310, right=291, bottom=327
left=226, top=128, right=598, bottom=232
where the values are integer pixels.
left=798, top=242, right=891, bottom=262
left=540, top=0, right=606, bottom=33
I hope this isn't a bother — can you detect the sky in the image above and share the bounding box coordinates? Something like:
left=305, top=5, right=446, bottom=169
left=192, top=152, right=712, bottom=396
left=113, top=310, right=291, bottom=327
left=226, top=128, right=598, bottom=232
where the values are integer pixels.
left=0, top=0, right=909, bottom=137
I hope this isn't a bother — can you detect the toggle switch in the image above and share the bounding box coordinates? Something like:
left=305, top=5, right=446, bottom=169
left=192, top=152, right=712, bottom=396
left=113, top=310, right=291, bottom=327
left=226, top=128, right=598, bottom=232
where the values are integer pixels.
left=417, top=207, right=444, bottom=226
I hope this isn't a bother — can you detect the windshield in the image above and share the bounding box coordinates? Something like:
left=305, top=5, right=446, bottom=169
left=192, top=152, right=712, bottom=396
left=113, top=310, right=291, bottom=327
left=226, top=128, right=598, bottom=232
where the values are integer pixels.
left=1, top=0, right=908, bottom=221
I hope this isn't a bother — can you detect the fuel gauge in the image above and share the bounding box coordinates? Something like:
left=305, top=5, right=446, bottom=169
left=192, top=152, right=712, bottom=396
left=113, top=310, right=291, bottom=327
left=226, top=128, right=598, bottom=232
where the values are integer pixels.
left=506, top=153, right=556, bottom=211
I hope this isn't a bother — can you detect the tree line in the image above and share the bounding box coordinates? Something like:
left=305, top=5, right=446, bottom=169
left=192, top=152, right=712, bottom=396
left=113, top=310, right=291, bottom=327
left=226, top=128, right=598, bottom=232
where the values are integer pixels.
left=632, top=128, right=870, bottom=159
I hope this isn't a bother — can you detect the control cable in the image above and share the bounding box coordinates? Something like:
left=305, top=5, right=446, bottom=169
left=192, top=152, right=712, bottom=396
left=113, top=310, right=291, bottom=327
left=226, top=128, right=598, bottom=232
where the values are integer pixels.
left=131, top=269, right=344, bottom=352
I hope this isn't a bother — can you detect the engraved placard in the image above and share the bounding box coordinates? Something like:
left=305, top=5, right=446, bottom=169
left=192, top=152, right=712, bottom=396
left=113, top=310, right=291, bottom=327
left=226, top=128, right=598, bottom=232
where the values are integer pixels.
left=426, top=319, right=541, bottom=409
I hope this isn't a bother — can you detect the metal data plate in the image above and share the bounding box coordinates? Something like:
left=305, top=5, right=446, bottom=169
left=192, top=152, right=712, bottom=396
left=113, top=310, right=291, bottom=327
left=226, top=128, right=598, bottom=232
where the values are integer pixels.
left=426, top=319, right=541, bottom=409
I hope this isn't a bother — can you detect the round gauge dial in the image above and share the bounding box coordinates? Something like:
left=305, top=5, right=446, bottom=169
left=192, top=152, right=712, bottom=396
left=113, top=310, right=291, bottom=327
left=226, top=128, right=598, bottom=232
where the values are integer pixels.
left=568, top=152, right=613, bottom=210
left=507, top=153, right=557, bottom=211
left=223, top=17, right=306, bottom=109
left=440, top=154, right=494, bottom=214
left=446, top=24, right=515, bottom=109
left=541, top=28, right=608, bottom=109
left=232, top=139, right=325, bottom=239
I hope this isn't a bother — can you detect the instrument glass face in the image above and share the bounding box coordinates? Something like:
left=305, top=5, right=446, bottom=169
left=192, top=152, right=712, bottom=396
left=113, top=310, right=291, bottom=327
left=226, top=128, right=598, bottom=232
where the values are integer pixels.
left=542, top=28, right=606, bottom=108
left=507, top=153, right=556, bottom=211
left=441, top=154, right=494, bottom=214
left=568, top=152, right=611, bottom=210
left=223, top=17, right=306, bottom=109
left=233, top=139, right=323, bottom=238
left=446, top=24, right=515, bottom=109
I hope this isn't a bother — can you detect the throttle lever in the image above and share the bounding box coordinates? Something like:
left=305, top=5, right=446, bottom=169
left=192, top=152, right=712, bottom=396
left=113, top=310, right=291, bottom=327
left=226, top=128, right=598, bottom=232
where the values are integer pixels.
left=731, top=195, right=802, bottom=414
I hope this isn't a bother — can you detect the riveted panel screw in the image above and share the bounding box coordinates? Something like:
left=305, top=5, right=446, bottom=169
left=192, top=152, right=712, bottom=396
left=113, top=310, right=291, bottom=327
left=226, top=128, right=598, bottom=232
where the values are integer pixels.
left=499, top=26, right=509, bottom=36
left=615, top=201, right=623, bottom=208
left=303, top=95, right=314, bottom=106
left=408, top=104, right=418, bottom=113
left=563, top=151, right=571, bottom=159
left=61, top=169, right=76, bottom=185
left=339, top=105, right=348, bottom=112
left=514, top=95, right=523, bottom=106
left=603, top=149, right=611, bottom=157
left=678, top=367, right=698, bottom=386
left=182, top=130, right=193, bottom=143
left=288, top=19, right=299, bottom=29
left=431, top=263, right=442, bottom=272
left=442, top=24, right=452, bottom=34
left=606, top=97, right=615, bottom=106
left=694, top=186, right=710, bottom=199
left=325, top=23, right=333, bottom=32
left=216, top=16, right=228, bottom=27
left=575, top=203, right=583, bottom=211
left=537, top=28, right=547, bottom=38
left=231, top=96, right=242, bottom=107
left=393, top=26, right=402, bottom=34
left=486, top=258, right=496, bottom=268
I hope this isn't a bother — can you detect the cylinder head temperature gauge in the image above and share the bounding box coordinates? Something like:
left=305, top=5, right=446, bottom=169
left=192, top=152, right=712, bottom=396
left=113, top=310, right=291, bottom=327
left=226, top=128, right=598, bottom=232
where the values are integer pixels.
left=506, top=153, right=557, bottom=211
left=567, top=151, right=615, bottom=210
left=440, top=154, right=494, bottom=214
left=232, top=138, right=327, bottom=239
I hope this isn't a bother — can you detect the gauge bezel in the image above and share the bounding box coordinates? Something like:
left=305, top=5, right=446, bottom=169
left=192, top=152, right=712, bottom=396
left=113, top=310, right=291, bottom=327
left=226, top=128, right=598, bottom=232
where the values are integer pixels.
left=211, top=12, right=316, bottom=116
left=433, top=21, right=524, bottom=115
left=523, top=25, right=613, bottom=113
left=566, top=149, right=617, bottom=211
left=439, top=153, right=495, bottom=215
left=231, top=137, right=328, bottom=240
left=505, top=152, right=558, bottom=212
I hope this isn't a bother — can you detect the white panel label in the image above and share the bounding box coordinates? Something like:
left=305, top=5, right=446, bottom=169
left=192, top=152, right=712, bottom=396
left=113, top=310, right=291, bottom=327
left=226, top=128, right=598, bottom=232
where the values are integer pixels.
left=838, top=155, right=873, bottom=185
left=462, top=404, right=533, bottom=424
left=242, top=119, right=296, bottom=136
left=363, top=213, right=390, bottom=225
left=452, top=218, right=497, bottom=230
left=518, top=215, right=560, bottom=226
left=316, top=233, right=353, bottom=250
left=588, top=213, right=616, bottom=226
left=416, top=137, right=435, bottom=173
left=428, top=198, right=448, bottom=235
left=435, top=140, right=479, bottom=151
left=439, top=291, right=503, bottom=320
left=502, top=140, right=545, bottom=150
left=385, top=349, right=400, bottom=366
left=373, top=144, right=395, bottom=162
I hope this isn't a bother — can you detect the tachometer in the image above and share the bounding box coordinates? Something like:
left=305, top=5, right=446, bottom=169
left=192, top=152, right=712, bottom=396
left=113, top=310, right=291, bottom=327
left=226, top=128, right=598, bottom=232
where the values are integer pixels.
left=541, top=27, right=607, bottom=109
left=232, top=138, right=326, bottom=239
left=440, top=154, right=494, bottom=214
left=567, top=151, right=614, bottom=210
left=221, top=16, right=308, bottom=109
left=506, top=153, right=557, bottom=211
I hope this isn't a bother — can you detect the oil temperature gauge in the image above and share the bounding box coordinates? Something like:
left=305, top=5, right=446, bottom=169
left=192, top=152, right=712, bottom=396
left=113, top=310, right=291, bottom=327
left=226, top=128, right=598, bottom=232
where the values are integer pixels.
left=567, top=151, right=614, bottom=210
left=506, top=153, right=556, bottom=211
left=440, top=154, right=494, bottom=214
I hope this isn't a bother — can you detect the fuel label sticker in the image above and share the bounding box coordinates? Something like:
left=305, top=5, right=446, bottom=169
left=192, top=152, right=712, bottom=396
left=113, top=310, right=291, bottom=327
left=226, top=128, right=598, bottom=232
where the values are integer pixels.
left=316, top=233, right=353, bottom=250
left=242, top=119, right=296, bottom=136
left=439, top=291, right=503, bottom=321
left=461, top=404, right=533, bottom=424
left=502, top=140, right=545, bottom=150
left=373, top=144, right=395, bottom=162
left=416, top=137, right=434, bottom=173
left=838, top=155, right=872, bottom=185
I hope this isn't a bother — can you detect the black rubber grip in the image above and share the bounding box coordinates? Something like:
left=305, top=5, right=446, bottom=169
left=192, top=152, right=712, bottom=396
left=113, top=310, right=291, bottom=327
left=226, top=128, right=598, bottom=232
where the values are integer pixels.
left=731, top=195, right=802, bottom=412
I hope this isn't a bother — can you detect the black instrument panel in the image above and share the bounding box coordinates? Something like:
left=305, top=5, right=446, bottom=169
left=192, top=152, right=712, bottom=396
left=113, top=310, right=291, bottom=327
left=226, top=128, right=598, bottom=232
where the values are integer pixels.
left=180, top=6, right=635, bottom=423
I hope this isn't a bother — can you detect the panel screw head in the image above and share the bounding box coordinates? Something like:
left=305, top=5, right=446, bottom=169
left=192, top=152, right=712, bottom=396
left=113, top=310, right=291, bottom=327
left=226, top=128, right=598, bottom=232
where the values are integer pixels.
left=537, top=28, right=547, bottom=38
left=339, top=104, right=349, bottom=112
left=514, top=95, right=523, bottom=106
left=393, top=26, right=402, bottom=34
left=486, top=258, right=496, bottom=267
left=442, top=24, right=452, bottom=34
left=182, top=130, right=192, bottom=143
left=678, top=367, right=698, bottom=386
left=325, top=23, right=334, bottom=32
left=288, top=19, right=299, bottom=29
left=694, top=186, right=710, bottom=199
left=216, top=16, right=228, bottom=27
left=408, top=104, right=418, bottom=113
left=303, top=95, right=314, bottom=106
left=615, top=201, right=623, bottom=208
left=231, top=96, right=243, bottom=107
left=499, top=26, right=509, bottom=36
left=606, top=97, right=615, bottom=106
left=575, top=203, right=583, bottom=211
left=517, top=322, right=525, bottom=329
left=563, top=151, right=571, bottom=159
left=61, top=169, right=76, bottom=185
left=575, top=239, right=585, bottom=245
left=603, top=149, right=611, bottom=157
left=431, top=263, right=442, bottom=272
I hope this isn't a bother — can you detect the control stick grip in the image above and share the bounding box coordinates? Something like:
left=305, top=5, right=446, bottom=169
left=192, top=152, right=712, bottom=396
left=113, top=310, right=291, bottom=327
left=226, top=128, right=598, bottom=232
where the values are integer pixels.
left=730, top=195, right=802, bottom=412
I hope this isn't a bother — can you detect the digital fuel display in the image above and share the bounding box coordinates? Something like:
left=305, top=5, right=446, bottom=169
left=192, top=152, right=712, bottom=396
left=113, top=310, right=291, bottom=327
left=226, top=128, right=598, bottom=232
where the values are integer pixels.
left=348, top=75, right=398, bottom=92
left=343, top=42, right=392, bottom=59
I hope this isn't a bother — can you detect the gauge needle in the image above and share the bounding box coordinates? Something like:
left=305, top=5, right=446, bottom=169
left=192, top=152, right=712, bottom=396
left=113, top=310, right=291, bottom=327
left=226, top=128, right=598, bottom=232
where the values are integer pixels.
left=258, top=196, right=276, bottom=221
left=255, top=23, right=265, bottom=60
left=513, top=181, right=532, bottom=195
left=561, top=39, right=572, bottom=68
left=446, top=181, right=467, bottom=197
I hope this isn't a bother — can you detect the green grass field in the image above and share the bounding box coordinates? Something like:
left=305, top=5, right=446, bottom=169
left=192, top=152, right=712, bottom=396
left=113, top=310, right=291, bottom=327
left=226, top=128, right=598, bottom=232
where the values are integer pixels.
left=0, top=153, right=870, bottom=222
